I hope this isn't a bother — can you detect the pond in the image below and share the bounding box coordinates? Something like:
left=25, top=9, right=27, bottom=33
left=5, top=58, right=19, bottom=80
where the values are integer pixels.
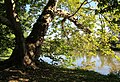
left=39, top=51, right=120, bottom=75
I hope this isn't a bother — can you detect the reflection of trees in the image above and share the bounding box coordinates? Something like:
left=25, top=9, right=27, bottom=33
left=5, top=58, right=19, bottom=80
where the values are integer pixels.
left=98, top=51, right=120, bottom=73
left=106, top=55, right=116, bottom=72
left=80, top=55, right=96, bottom=70
left=78, top=51, right=120, bottom=73
left=61, top=51, right=120, bottom=74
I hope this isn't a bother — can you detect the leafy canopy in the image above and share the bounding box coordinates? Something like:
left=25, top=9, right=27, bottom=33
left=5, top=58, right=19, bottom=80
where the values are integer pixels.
left=0, top=0, right=120, bottom=61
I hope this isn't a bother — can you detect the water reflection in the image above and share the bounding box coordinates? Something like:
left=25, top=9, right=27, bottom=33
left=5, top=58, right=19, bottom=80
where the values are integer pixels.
left=71, top=51, right=120, bottom=75
left=39, top=51, right=120, bottom=75
left=39, top=55, right=66, bottom=65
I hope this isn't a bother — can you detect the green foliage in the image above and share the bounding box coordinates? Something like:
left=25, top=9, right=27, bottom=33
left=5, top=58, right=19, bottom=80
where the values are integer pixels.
left=0, top=0, right=120, bottom=62
left=0, top=24, right=15, bottom=57
left=41, top=0, right=120, bottom=63
left=0, top=0, right=46, bottom=57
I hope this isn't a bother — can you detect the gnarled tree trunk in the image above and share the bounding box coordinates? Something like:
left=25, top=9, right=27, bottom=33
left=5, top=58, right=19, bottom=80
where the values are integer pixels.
left=0, top=0, right=58, bottom=70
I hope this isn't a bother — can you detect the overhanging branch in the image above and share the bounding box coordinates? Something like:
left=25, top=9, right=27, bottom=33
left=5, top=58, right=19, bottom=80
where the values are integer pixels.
left=55, top=9, right=92, bottom=33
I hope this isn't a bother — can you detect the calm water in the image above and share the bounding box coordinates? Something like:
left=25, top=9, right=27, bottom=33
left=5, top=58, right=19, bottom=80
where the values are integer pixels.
left=71, top=51, right=120, bottom=75
left=39, top=51, right=120, bottom=75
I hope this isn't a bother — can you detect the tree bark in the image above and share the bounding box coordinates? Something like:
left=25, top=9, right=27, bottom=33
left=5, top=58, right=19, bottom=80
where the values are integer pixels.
left=0, top=0, right=58, bottom=70
left=24, top=0, right=58, bottom=68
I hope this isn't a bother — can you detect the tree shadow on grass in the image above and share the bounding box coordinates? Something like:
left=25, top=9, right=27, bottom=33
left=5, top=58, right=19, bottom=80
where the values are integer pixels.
left=0, top=63, right=120, bottom=82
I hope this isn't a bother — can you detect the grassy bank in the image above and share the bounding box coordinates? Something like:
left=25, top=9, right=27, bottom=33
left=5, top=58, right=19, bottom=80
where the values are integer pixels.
left=0, top=63, right=120, bottom=82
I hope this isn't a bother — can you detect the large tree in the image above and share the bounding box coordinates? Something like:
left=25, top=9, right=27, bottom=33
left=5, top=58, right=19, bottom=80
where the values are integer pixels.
left=0, top=0, right=120, bottom=70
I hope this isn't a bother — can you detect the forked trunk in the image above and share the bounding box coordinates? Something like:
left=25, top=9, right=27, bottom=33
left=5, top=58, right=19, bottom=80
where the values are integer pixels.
left=0, top=0, right=58, bottom=70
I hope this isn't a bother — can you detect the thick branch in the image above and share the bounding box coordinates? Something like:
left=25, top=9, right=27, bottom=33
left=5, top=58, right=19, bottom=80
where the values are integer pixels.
left=55, top=9, right=92, bottom=33
left=4, top=0, right=16, bottom=26
left=24, top=0, right=58, bottom=67
left=0, top=16, right=12, bottom=27
left=27, top=0, right=58, bottom=43
left=4, top=0, right=22, bottom=35
left=0, top=0, right=26, bottom=68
